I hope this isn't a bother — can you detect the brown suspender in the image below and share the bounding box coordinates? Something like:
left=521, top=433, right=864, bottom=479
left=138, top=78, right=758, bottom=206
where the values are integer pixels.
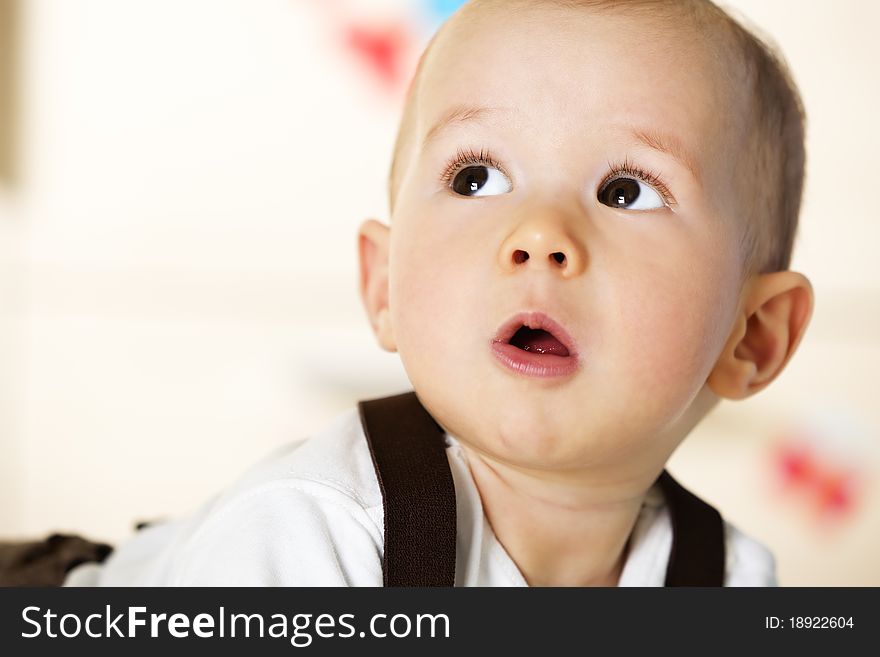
left=656, top=470, right=726, bottom=586
left=358, top=391, right=458, bottom=587
left=358, top=391, right=726, bottom=587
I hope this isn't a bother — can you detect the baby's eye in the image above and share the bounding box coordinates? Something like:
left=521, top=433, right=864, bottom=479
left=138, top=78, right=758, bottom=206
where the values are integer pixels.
left=450, top=165, right=512, bottom=197
left=597, top=176, right=665, bottom=211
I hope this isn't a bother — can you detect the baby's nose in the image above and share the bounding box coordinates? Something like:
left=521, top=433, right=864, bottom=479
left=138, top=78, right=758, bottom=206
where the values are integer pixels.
left=497, top=215, right=586, bottom=278
left=511, top=248, right=568, bottom=267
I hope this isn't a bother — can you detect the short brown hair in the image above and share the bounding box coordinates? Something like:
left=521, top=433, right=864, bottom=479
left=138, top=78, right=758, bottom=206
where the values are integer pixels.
left=387, top=0, right=806, bottom=277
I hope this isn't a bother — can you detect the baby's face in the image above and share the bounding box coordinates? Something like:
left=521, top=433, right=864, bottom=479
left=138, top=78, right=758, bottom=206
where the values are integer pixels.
left=386, top=5, right=748, bottom=472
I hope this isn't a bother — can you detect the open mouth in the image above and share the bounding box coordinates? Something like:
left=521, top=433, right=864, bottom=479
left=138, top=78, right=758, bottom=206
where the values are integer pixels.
left=508, top=326, right=570, bottom=357
left=491, top=312, right=579, bottom=378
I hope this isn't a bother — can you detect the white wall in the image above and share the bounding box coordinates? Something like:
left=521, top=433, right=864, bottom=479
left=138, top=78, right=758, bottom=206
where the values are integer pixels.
left=0, top=194, right=24, bottom=532
left=3, top=0, right=415, bottom=540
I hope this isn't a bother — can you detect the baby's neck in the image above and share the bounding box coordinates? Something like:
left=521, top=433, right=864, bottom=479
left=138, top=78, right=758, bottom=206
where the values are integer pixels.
left=458, top=443, right=651, bottom=587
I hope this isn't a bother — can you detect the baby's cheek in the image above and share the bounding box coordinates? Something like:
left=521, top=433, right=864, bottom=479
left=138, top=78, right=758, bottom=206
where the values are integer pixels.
left=613, top=275, right=728, bottom=424
left=390, top=235, right=476, bottom=380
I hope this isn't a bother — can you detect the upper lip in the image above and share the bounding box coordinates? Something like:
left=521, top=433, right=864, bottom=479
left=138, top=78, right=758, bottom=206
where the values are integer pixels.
left=492, top=311, right=579, bottom=357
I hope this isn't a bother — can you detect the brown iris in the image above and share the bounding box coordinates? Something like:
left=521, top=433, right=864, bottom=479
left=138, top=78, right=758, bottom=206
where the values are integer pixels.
left=451, top=166, right=490, bottom=196
left=598, top=177, right=640, bottom=208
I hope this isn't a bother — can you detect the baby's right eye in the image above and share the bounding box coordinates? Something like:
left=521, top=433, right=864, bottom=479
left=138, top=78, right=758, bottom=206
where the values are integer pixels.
left=450, top=165, right=512, bottom=197
left=441, top=148, right=512, bottom=197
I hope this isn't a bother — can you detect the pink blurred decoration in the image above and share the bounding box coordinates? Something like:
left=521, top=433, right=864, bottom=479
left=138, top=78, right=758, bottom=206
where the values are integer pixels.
left=309, top=0, right=428, bottom=99
left=770, top=408, right=872, bottom=527
left=342, top=22, right=412, bottom=91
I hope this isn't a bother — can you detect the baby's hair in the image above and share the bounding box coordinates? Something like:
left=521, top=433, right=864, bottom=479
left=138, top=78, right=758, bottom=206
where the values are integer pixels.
left=387, top=0, right=806, bottom=278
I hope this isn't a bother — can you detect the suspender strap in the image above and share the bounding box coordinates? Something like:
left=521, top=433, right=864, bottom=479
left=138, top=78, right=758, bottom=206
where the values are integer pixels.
left=657, top=470, right=726, bottom=586
left=359, top=391, right=726, bottom=587
left=358, top=392, right=457, bottom=587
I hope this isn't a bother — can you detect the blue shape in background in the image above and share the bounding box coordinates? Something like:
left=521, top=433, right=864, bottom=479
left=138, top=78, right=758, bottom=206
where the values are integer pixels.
left=425, top=0, right=468, bottom=25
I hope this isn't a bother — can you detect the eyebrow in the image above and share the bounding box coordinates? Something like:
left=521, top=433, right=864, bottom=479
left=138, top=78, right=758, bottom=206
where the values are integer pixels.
left=422, top=104, right=509, bottom=148
left=422, top=104, right=702, bottom=184
left=627, top=126, right=702, bottom=186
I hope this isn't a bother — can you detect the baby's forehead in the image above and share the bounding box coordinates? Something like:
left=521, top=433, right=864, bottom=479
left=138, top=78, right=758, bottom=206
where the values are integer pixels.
left=390, top=0, right=758, bottom=214
left=429, top=4, right=742, bottom=115
left=432, top=0, right=728, bottom=60
left=417, top=3, right=746, bottom=164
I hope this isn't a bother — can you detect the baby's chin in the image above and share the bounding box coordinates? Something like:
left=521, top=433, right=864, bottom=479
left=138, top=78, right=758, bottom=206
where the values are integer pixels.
left=432, top=395, right=637, bottom=471
left=405, top=356, right=668, bottom=469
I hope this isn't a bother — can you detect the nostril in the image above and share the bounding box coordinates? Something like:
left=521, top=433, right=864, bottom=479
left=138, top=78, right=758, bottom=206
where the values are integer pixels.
left=551, top=252, right=566, bottom=265
left=513, top=250, right=529, bottom=264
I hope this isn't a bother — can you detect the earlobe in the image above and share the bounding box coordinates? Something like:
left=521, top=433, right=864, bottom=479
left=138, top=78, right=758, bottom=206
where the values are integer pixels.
left=707, top=271, right=814, bottom=400
left=357, top=218, right=397, bottom=352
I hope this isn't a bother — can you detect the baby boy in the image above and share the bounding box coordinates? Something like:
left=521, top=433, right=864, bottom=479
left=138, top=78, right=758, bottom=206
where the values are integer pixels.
left=66, top=0, right=813, bottom=586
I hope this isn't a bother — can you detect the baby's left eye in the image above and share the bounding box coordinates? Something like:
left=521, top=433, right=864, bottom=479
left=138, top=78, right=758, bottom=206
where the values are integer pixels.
left=597, top=177, right=665, bottom=210
left=450, top=165, right=512, bottom=197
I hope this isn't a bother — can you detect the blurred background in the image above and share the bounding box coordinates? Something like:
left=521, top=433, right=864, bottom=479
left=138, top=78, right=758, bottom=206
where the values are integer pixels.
left=0, top=0, right=877, bottom=586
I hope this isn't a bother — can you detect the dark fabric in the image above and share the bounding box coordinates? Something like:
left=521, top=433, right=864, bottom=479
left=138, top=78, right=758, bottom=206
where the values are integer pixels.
left=657, top=470, right=726, bottom=586
left=358, top=391, right=458, bottom=587
left=0, top=533, right=113, bottom=587
left=358, top=390, right=726, bottom=587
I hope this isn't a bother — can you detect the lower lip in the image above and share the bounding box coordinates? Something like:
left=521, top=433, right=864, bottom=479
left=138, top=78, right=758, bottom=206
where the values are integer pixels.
left=490, top=341, right=580, bottom=379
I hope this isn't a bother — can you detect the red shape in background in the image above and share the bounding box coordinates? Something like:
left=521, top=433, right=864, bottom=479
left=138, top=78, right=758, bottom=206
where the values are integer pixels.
left=777, top=441, right=816, bottom=485
left=773, top=438, right=861, bottom=520
left=342, top=22, right=411, bottom=91
left=816, top=470, right=856, bottom=516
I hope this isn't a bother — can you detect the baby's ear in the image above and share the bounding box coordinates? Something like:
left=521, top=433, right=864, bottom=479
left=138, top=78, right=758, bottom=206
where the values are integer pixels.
left=357, top=218, right=397, bottom=352
left=707, top=271, right=813, bottom=399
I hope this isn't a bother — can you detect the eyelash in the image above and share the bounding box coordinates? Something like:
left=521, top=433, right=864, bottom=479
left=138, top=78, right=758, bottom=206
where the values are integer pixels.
left=600, top=158, right=676, bottom=207
left=439, top=148, right=676, bottom=206
left=439, top=147, right=509, bottom=187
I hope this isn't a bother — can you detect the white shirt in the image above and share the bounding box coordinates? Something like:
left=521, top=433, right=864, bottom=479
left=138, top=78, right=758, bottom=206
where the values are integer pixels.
left=64, top=407, right=778, bottom=587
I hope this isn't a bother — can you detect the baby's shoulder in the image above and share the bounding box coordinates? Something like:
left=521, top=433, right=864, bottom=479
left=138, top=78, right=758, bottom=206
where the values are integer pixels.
left=217, top=406, right=383, bottom=511
left=103, top=407, right=386, bottom=586
left=723, top=521, right=778, bottom=587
